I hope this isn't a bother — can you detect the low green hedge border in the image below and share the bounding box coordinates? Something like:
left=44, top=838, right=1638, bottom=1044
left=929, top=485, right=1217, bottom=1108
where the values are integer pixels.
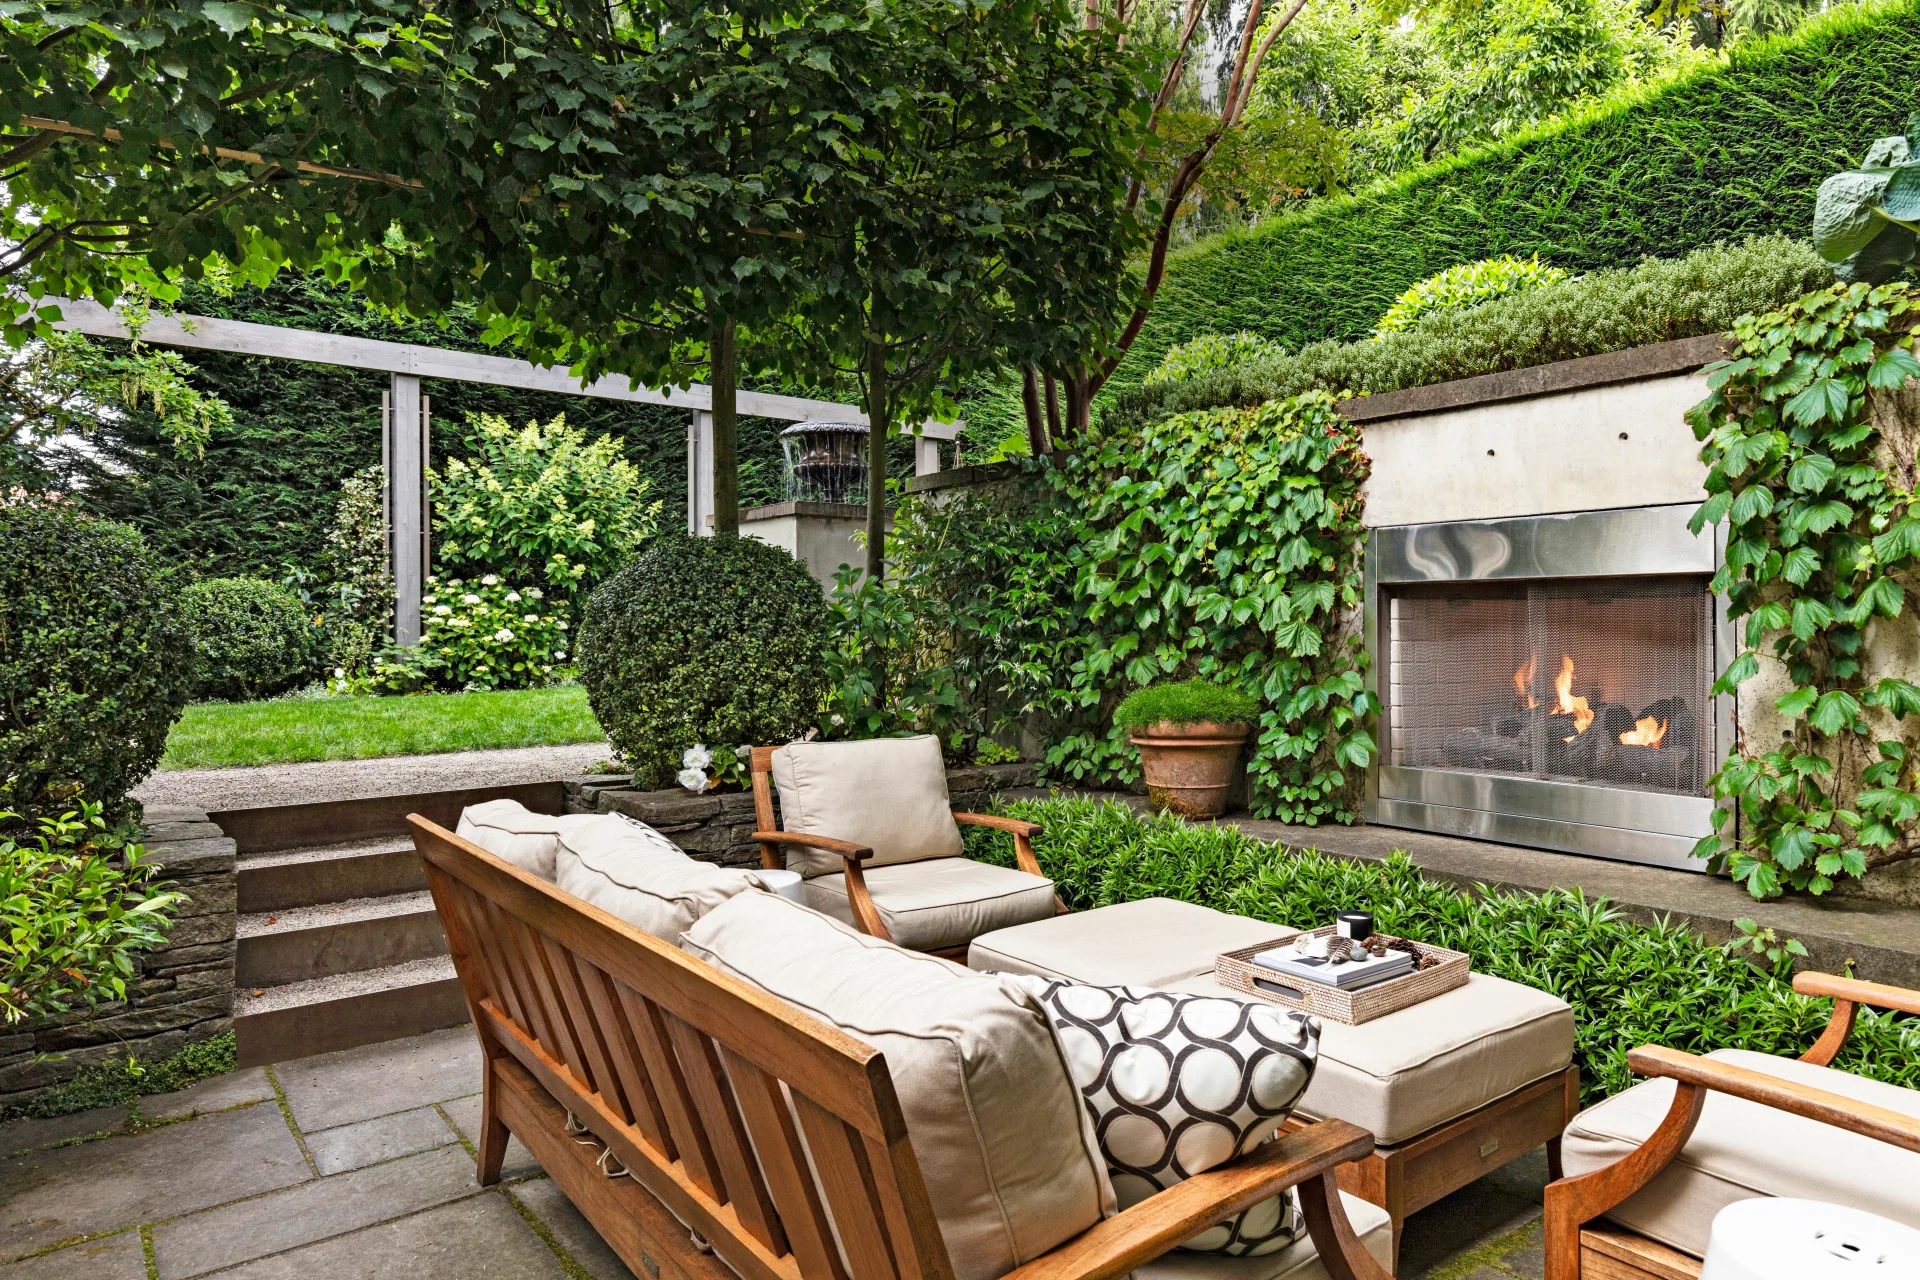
left=966, top=798, right=1918, bottom=1105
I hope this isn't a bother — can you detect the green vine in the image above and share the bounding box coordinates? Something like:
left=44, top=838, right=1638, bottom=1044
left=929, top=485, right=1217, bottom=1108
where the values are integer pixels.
left=1689, top=282, right=1920, bottom=898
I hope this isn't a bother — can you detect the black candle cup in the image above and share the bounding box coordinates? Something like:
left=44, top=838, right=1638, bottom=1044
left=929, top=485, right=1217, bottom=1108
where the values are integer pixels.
left=1335, top=911, right=1373, bottom=942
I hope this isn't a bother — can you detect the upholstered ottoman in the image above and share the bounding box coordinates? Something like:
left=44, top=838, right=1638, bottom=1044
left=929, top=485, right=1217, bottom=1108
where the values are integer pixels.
left=970, top=903, right=1579, bottom=1262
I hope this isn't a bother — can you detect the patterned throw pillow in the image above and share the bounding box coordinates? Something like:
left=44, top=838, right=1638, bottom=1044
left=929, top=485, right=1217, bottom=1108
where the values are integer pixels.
left=1005, top=975, right=1320, bottom=1256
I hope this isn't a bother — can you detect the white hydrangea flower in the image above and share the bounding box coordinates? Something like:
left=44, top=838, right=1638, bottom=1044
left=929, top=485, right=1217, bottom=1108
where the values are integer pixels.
left=554, top=649, right=567, bottom=659
left=676, top=767, right=710, bottom=794
left=494, top=627, right=514, bottom=642
left=556, top=621, right=568, bottom=631
left=682, top=744, right=713, bottom=770
left=334, top=667, right=346, bottom=679
left=463, top=593, right=481, bottom=605
left=505, top=591, right=521, bottom=603
left=527, top=587, right=544, bottom=599
left=481, top=574, right=499, bottom=586
left=523, top=613, right=538, bottom=623
left=433, top=605, right=451, bottom=616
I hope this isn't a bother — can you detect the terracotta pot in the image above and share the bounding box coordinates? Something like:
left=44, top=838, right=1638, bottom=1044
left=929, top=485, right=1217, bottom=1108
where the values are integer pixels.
left=1127, top=720, right=1252, bottom=819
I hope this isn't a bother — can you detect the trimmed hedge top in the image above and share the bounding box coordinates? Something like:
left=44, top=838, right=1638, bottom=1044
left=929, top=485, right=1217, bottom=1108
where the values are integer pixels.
left=1113, top=679, right=1260, bottom=730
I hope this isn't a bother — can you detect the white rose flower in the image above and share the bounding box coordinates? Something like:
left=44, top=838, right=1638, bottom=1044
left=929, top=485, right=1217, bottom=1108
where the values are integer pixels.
left=676, top=767, right=711, bottom=794
left=463, top=593, right=481, bottom=605
left=481, top=574, right=499, bottom=586
left=494, top=627, right=515, bottom=642
left=682, top=744, right=713, bottom=770
left=505, top=591, right=521, bottom=603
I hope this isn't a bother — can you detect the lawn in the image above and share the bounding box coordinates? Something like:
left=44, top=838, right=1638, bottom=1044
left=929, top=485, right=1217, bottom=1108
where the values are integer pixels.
left=160, top=685, right=607, bottom=770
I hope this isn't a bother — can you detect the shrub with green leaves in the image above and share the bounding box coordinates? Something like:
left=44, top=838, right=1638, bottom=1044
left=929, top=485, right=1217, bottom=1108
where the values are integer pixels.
left=1113, top=680, right=1259, bottom=730
left=1142, top=331, right=1288, bottom=388
left=344, top=576, right=570, bottom=694
left=965, top=798, right=1918, bottom=1104
left=580, top=533, right=830, bottom=789
left=0, top=798, right=181, bottom=1027
left=1371, top=255, right=1571, bottom=335
left=0, top=501, right=193, bottom=825
left=433, top=413, right=660, bottom=609
left=1108, top=237, right=1830, bottom=431
left=1813, top=112, right=1920, bottom=282
left=181, top=577, right=324, bottom=702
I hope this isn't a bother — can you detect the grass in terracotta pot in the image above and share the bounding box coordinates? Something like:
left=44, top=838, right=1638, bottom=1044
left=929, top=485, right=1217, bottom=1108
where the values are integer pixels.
left=1114, top=680, right=1259, bottom=819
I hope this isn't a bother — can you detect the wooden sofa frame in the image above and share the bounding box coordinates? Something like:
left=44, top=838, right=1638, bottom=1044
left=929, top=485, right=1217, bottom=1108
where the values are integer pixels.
left=746, top=744, right=1062, bottom=960
left=1542, top=971, right=1920, bottom=1280
left=413, top=814, right=1397, bottom=1280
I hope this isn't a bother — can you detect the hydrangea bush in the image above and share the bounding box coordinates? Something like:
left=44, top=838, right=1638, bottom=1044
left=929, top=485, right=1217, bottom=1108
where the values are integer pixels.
left=335, top=576, right=571, bottom=693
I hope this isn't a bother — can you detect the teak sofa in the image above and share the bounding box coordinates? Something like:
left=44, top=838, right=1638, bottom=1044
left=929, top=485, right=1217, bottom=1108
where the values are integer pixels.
left=413, top=814, right=1398, bottom=1280
left=1543, top=971, right=1920, bottom=1280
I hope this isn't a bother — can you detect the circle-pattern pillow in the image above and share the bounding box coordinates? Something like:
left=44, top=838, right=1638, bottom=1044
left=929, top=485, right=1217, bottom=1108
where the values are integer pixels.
left=1003, top=975, right=1320, bottom=1257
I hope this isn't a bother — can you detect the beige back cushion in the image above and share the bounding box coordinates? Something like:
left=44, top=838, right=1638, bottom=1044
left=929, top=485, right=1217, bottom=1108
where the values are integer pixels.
left=456, top=800, right=574, bottom=881
left=681, top=892, right=1113, bottom=1280
left=554, top=814, right=766, bottom=941
left=771, top=735, right=964, bottom=877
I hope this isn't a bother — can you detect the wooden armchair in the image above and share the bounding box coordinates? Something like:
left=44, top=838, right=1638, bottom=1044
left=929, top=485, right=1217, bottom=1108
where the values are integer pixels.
left=748, top=741, right=1064, bottom=959
left=1544, top=972, right=1920, bottom=1280
left=415, top=815, right=1397, bottom=1280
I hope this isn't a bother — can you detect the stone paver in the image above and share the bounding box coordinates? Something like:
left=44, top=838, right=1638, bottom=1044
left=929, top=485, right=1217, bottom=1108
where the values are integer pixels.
left=0, top=1107, right=129, bottom=1158
left=140, top=1068, right=275, bottom=1121
left=437, top=1093, right=540, bottom=1181
left=273, top=1026, right=480, bottom=1130
left=0, top=1102, right=309, bottom=1257
left=151, top=1145, right=479, bottom=1279
left=209, top=1195, right=573, bottom=1279
left=0, top=1228, right=146, bottom=1280
left=511, top=1176, right=637, bottom=1280
left=305, top=1105, right=461, bottom=1176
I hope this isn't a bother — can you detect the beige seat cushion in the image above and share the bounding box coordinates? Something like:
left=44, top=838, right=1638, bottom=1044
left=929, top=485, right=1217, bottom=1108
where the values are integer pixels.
left=805, top=859, right=1057, bottom=952
left=680, top=892, right=1112, bottom=1280
left=554, top=814, right=767, bottom=941
left=456, top=800, right=577, bottom=881
left=771, top=735, right=964, bottom=876
left=968, top=898, right=1300, bottom=988
left=1168, top=972, right=1573, bottom=1145
left=1137, top=1192, right=1393, bottom=1280
left=1561, top=1048, right=1920, bottom=1258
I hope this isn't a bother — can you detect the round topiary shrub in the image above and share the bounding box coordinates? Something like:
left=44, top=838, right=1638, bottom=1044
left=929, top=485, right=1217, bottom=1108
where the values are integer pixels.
left=0, top=502, right=194, bottom=824
left=580, top=532, right=830, bottom=789
left=180, top=577, right=324, bottom=702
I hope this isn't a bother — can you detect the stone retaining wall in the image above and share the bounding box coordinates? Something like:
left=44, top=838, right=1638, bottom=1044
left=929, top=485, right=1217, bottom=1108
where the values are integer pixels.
left=0, top=807, right=238, bottom=1110
left=563, top=762, right=1039, bottom=865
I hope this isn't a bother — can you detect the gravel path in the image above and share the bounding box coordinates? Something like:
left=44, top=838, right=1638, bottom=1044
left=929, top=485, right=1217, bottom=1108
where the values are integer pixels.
left=132, top=741, right=613, bottom=812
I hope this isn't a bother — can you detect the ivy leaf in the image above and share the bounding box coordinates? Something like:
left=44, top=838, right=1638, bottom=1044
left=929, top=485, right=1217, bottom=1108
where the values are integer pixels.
left=1790, top=598, right=1834, bottom=640
left=1783, top=377, right=1850, bottom=427
left=1868, top=678, right=1920, bottom=717
left=1774, top=685, right=1818, bottom=720
left=1810, top=689, right=1863, bottom=735
left=1795, top=500, right=1852, bottom=535
left=1770, top=825, right=1814, bottom=870
left=1730, top=486, right=1774, bottom=525
left=1866, top=345, right=1920, bottom=390
left=1713, top=650, right=1760, bottom=693
left=1780, top=546, right=1820, bottom=584
left=1690, top=491, right=1732, bottom=532
left=1786, top=453, right=1835, bottom=493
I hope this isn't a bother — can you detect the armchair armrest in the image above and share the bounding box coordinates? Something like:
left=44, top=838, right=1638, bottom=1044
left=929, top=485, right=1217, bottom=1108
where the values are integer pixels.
left=1001, top=1119, right=1388, bottom=1280
left=748, top=830, right=874, bottom=862
left=750, top=830, right=890, bottom=943
left=1791, top=970, right=1920, bottom=1065
left=1627, top=1044, right=1920, bottom=1154
left=952, top=812, right=1049, bottom=881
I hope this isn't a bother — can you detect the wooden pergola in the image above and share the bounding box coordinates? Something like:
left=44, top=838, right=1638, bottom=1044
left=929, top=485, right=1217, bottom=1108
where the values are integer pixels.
left=49, top=297, right=961, bottom=641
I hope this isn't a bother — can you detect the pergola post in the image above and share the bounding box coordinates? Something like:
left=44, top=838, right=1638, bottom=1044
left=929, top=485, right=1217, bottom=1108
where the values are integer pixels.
left=385, top=373, right=427, bottom=645
left=687, top=409, right=715, bottom=535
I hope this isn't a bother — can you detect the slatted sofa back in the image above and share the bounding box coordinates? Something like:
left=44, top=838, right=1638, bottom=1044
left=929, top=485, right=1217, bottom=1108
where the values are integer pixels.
left=411, top=815, right=956, bottom=1280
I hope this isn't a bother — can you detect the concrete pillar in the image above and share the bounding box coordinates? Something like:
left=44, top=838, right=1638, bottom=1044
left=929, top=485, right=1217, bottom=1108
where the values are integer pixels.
left=386, top=374, right=426, bottom=645
left=687, top=409, right=715, bottom=535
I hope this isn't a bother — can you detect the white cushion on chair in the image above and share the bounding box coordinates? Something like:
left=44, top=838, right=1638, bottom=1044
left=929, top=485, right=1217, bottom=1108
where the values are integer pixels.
left=553, top=814, right=767, bottom=941
left=968, top=898, right=1299, bottom=988
left=456, top=799, right=573, bottom=881
left=770, top=735, right=965, bottom=876
left=1561, top=1047, right=1920, bottom=1259
left=804, top=858, right=1057, bottom=951
left=680, top=891, right=1113, bottom=1280
left=1136, top=1192, right=1393, bottom=1280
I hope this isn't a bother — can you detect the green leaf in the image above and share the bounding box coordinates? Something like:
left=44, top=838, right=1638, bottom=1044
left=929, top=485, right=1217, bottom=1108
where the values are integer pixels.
left=199, top=1, right=254, bottom=33
left=1786, top=454, right=1835, bottom=493
left=1781, top=546, right=1821, bottom=585
left=1774, top=685, right=1818, bottom=720
left=1867, top=345, right=1920, bottom=390
left=1810, top=689, right=1863, bottom=735
left=1784, top=378, right=1851, bottom=427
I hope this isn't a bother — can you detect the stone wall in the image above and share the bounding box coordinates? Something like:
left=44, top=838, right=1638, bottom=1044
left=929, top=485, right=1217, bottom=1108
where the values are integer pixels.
left=0, top=806, right=238, bottom=1110
left=564, top=762, right=1039, bottom=865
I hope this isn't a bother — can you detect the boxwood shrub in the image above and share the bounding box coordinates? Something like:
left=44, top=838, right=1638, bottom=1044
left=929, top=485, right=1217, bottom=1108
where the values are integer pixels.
left=579, top=532, right=830, bottom=789
left=181, top=577, right=324, bottom=702
left=967, top=798, right=1919, bottom=1105
left=0, top=503, right=193, bottom=824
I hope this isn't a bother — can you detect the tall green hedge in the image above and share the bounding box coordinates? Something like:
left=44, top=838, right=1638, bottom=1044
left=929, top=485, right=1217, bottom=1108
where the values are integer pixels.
left=1116, top=0, right=1920, bottom=389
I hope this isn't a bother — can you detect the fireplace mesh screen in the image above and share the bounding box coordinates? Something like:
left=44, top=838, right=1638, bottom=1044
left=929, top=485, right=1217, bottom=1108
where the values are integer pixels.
left=1385, top=576, right=1712, bottom=796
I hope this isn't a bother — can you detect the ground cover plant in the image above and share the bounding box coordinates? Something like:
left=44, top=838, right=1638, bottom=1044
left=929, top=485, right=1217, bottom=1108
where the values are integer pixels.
left=159, top=686, right=604, bottom=770
left=0, top=1032, right=235, bottom=1124
left=968, top=798, right=1920, bottom=1104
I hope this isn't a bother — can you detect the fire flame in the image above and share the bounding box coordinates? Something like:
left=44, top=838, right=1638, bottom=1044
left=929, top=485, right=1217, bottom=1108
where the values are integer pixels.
left=1513, top=654, right=1538, bottom=709
left=1553, top=656, right=1594, bottom=734
left=1619, top=716, right=1668, bottom=748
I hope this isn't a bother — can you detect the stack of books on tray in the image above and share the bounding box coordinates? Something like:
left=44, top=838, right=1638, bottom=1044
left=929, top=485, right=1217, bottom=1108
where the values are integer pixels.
left=1247, top=944, right=1416, bottom=992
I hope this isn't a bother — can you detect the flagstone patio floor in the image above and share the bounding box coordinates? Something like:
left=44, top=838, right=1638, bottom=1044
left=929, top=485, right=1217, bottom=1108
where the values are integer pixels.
left=0, top=1027, right=1548, bottom=1280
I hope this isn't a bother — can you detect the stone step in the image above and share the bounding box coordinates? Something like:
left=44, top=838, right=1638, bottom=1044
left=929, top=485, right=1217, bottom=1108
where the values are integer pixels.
left=236, top=892, right=447, bottom=989
left=238, top=836, right=426, bottom=913
left=234, top=957, right=468, bottom=1067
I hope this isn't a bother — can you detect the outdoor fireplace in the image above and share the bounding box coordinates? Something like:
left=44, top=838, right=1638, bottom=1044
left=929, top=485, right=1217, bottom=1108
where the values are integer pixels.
left=1365, top=505, right=1731, bottom=870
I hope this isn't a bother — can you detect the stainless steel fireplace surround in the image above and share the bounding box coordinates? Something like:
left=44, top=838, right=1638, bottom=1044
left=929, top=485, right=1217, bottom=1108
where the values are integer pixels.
left=1364, top=504, right=1733, bottom=871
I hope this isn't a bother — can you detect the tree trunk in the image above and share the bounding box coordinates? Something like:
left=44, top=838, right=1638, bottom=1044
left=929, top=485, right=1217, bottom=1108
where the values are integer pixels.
left=864, top=338, right=889, bottom=582
left=1021, top=365, right=1048, bottom=457
left=709, top=311, right=739, bottom=536
left=1044, top=373, right=1063, bottom=444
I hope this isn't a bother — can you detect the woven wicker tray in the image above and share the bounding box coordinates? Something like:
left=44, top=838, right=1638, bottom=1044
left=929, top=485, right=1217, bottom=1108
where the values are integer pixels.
left=1214, top=927, right=1469, bottom=1025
